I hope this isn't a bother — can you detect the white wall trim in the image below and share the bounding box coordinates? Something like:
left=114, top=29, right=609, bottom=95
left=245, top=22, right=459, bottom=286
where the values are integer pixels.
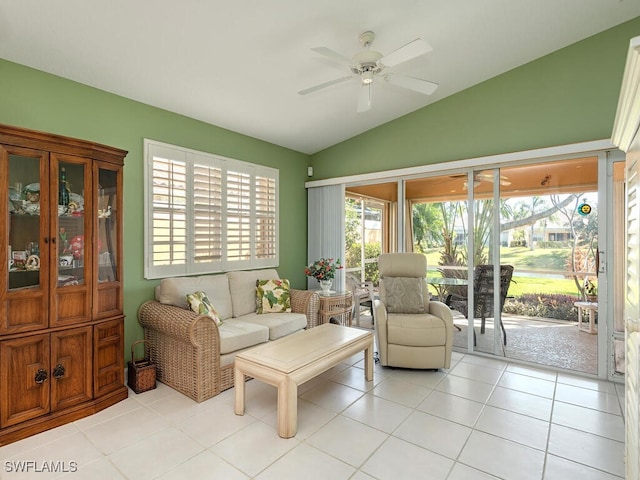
left=612, top=36, right=640, bottom=152
left=306, top=139, right=616, bottom=188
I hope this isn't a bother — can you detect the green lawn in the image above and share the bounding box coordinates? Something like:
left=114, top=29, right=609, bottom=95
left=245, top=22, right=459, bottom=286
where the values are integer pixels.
left=423, top=246, right=583, bottom=297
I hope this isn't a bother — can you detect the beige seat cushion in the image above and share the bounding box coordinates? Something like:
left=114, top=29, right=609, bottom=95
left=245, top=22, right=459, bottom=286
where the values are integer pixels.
left=238, top=312, right=307, bottom=340
left=218, top=319, right=269, bottom=354
left=387, top=313, right=446, bottom=347
left=227, top=269, right=279, bottom=317
left=156, top=274, right=233, bottom=320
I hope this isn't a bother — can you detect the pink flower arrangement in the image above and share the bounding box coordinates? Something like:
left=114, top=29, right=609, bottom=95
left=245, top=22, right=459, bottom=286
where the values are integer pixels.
left=304, top=258, right=342, bottom=281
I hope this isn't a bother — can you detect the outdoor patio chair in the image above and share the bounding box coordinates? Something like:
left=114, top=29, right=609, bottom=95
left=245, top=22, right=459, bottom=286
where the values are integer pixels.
left=345, top=272, right=375, bottom=327
left=448, top=264, right=514, bottom=345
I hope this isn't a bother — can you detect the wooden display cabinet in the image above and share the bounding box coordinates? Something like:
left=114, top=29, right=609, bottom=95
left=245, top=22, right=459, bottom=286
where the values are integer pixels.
left=0, top=124, right=128, bottom=445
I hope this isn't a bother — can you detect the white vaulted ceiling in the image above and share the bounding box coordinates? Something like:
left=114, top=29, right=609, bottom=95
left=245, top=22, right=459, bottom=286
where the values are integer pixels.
left=0, top=0, right=637, bottom=154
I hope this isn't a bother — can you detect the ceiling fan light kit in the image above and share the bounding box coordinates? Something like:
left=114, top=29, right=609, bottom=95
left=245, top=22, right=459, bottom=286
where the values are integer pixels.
left=299, top=30, right=438, bottom=112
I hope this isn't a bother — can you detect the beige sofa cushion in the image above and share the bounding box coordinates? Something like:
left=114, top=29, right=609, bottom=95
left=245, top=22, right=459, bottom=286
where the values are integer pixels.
left=218, top=318, right=269, bottom=354
left=387, top=313, right=446, bottom=347
left=227, top=269, right=279, bottom=317
left=156, top=274, right=233, bottom=320
left=238, top=312, right=307, bottom=340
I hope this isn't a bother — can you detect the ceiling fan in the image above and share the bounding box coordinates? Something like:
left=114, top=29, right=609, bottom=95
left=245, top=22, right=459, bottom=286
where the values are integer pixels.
left=298, top=31, right=438, bottom=112
left=450, top=172, right=512, bottom=189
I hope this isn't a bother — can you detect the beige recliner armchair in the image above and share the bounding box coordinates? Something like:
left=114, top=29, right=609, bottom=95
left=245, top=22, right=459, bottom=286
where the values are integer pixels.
left=373, top=253, right=454, bottom=369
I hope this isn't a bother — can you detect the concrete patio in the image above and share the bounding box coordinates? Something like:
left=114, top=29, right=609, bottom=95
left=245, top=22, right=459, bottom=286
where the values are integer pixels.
left=452, top=313, right=597, bottom=374
left=353, top=310, right=597, bottom=374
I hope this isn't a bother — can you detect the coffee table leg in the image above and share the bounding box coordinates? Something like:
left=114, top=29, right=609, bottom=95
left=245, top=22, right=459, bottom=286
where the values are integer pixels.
left=277, top=376, right=298, bottom=438
left=234, top=366, right=245, bottom=415
left=364, top=339, right=373, bottom=381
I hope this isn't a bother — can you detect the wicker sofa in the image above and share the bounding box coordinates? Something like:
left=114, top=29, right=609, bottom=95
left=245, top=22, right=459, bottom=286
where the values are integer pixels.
left=137, top=269, right=320, bottom=402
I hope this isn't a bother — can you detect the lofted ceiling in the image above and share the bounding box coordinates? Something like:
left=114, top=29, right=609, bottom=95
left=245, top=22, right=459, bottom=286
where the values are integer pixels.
left=0, top=1, right=638, bottom=155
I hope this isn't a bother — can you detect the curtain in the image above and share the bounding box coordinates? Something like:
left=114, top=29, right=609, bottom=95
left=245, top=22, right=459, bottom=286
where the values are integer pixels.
left=307, top=185, right=346, bottom=291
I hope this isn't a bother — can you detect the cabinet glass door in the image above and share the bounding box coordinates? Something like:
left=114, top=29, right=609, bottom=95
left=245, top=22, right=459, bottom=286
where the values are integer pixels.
left=4, top=149, right=49, bottom=333
left=9, top=154, right=43, bottom=291
left=94, top=164, right=122, bottom=317
left=56, top=160, right=86, bottom=288
left=97, top=168, right=117, bottom=283
left=51, top=156, right=91, bottom=327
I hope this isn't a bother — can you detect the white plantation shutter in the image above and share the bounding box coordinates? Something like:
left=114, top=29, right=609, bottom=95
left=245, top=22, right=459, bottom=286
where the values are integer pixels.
left=612, top=36, right=640, bottom=480
left=148, top=147, right=188, bottom=277
left=255, top=173, right=277, bottom=263
left=226, top=168, right=252, bottom=267
left=192, top=160, right=223, bottom=272
left=144, top=140, right=279, bottom=279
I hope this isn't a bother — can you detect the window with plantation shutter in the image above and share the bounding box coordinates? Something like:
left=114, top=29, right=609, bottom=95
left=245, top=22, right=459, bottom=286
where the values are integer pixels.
left=144, top=140, right=279, bottom=279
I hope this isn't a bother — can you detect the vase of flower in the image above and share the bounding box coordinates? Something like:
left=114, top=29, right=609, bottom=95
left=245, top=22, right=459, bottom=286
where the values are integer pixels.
left=319, top=279, right=332, bottom=293
left=305, top=257, right=342, bottom=293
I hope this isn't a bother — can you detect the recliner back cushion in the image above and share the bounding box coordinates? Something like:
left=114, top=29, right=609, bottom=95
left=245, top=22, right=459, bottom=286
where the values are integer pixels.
left=156, top=274, right=233, bottom=320
left=381, top=277, right=426, bottom=314
left=227, top=269, right=279, bottom=317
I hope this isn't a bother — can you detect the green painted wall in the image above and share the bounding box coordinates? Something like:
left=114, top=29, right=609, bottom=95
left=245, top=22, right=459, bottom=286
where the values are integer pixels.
left=310, top=16, right=640, bottom=178
left=0, top=60, right=311, bottom=358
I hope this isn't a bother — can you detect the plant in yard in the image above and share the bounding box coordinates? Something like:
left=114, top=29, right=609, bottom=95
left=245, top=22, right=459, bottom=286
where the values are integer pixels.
left=584, top=277, right=597, bottom=297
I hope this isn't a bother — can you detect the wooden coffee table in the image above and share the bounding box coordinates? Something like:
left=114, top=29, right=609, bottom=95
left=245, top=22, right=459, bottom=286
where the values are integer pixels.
left=234, top=323, right=374, bottom=438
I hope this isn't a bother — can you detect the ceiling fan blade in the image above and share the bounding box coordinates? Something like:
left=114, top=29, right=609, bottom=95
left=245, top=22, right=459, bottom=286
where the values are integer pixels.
left=311, top=47, right=354, bottom=66
left=385, top=74, right=438, bottom=95
left=298, top=76, right=353, bottom=95
left=475, top=173, right=512, bottom=186
left=379, top=38, right=432, bottom=67
left=357, top=84, right=372, bottom=113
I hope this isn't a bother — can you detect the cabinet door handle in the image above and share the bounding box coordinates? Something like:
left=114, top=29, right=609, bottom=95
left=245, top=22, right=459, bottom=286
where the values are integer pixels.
left=52, top=363, right=65, bottom=379
left=34, top=368, right=48, bottom=384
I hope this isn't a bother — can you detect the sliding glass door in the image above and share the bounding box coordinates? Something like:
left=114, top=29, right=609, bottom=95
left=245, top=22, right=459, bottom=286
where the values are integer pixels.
left=344, top=148, right=624, bottom=378
left=404, top=153, right=624, bottom=376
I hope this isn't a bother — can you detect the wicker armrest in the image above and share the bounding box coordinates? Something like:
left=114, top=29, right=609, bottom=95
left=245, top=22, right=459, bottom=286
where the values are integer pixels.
left=137, top=301, right=215, bottom=344
left=290, top=289, right=320, bottom=328
left=137, top=300, right=221, bottom=402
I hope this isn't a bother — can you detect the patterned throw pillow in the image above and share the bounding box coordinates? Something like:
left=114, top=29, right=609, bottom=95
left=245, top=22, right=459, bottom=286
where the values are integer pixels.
left=256, top=279, right=292, bottom=314
left=382, top=277, right=425, bottom=314
left=186, top=291, right=223, bottom=325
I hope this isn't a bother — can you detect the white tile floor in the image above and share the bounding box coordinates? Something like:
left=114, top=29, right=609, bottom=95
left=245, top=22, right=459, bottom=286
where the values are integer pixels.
left=0, top=351, right=626, bottom=480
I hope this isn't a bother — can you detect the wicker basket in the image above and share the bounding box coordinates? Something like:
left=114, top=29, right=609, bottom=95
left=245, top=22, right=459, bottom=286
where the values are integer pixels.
left=127, top=340, right=157, bottom=394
